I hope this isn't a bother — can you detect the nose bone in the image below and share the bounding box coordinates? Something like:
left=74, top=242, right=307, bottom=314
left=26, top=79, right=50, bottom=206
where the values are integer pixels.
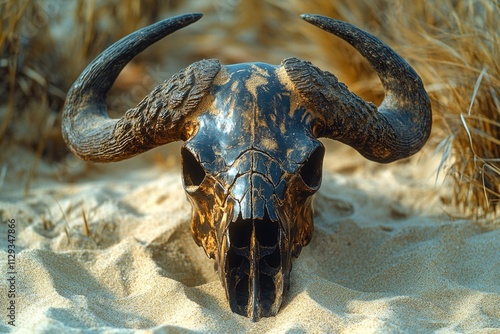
left=231, top=172, right=280, bottom=222
left=225, top=209, right=282, bottom=320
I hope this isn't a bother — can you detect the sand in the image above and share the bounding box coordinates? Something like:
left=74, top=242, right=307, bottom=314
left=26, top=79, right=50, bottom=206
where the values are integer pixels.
left=0, top=142, right=499, bottom=333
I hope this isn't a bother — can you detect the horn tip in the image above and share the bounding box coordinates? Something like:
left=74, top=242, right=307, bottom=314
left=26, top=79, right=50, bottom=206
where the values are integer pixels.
left=299, top=13, right=315, bottom=21
left=299, top=14, right=345, bottom=29
left=189, top=12, right=204, bottom=20
left=177, top=12, right=204, bottom=24
left=300, top=14, right=331, bottom=22
left=163, top=13, right=203, bottom=27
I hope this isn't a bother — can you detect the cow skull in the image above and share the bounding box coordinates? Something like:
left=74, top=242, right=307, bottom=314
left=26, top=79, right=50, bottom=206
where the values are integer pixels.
left=62, top=13, right=431, bottom=321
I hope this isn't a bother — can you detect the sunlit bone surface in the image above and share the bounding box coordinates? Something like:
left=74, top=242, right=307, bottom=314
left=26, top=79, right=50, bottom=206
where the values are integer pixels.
left=62, top=13, right=431, bottom=321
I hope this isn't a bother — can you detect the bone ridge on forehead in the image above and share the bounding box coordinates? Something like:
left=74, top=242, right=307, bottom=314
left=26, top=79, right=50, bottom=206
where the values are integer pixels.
left=186, top=61, right=319, bottom=170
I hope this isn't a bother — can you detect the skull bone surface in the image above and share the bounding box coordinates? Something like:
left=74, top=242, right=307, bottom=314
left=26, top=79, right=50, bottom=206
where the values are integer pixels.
left=182, top=63, right=324, bottom=318
left=62, top=13, right=431, bottom=321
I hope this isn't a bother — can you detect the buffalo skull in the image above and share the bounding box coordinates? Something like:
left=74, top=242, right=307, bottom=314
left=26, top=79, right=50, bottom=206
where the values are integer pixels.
left=62, top=13, right=431, bottom=321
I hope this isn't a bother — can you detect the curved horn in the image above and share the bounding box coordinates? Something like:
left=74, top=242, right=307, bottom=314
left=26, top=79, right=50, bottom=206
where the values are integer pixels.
left=62, top=13, right=220, bottom=162
left=286, top=15, right=432, bottom=163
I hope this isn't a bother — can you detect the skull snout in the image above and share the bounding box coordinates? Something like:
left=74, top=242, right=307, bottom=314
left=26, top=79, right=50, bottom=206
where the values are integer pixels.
left=182, top=141, right=325, bottom=321
left=224, top=209, right=286, bottom=321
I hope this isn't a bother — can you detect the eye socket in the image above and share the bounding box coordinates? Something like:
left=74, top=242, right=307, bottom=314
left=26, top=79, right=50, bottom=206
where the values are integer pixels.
left=181, top=147, right=206, bottom=189
left=299, top=146, right=324, bottom=189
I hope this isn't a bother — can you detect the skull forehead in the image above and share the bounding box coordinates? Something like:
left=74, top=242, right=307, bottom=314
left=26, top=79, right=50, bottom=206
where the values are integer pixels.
left=185, top=62, right=320, bottom=173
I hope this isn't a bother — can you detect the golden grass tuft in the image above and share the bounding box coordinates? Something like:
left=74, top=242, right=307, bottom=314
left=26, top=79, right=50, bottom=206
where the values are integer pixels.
left=0, top=0, right=172, bottom=151
left=0, top=0, right=177, bottom=190
left=1, top=0, right=499, bottom=219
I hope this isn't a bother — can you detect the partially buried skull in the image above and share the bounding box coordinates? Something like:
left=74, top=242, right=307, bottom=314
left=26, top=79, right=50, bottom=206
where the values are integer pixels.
left=62, top=13, right=431, bottom=322
left=181, top=62, right=324, bottom=320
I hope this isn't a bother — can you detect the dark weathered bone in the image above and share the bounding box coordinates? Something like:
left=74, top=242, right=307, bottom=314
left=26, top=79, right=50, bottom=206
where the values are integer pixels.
left=62, top=13, right=432, bottom=321
left=62, top=14, right=220, bottom=162
left=181, top=62, right=325, bottom=320
left=286, top=15, right=432, bottom=163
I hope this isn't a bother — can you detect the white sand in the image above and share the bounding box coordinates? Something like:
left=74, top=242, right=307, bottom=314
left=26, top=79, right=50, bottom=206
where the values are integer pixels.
left=1, top=144, right=499, bottom=333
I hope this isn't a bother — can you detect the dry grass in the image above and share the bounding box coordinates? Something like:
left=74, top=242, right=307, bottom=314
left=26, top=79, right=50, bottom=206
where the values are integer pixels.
left=201, top=0, right=500, bottom=220
left=0, top=0, right=178, bottom=188
left=1, top=0, right=499, bottom=220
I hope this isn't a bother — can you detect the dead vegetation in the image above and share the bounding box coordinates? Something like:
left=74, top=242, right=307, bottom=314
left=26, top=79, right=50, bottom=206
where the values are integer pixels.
left=1, top=0, right=498, bottom=220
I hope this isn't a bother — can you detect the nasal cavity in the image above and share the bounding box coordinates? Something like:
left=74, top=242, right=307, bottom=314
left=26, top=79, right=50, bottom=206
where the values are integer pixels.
left=255, top=214, right=281, bottom=315
left=226, top=212, right=282, bottom=317
left=259, top=273, right=276, bottom=313
left=235, top=274, right=250, bottom=307
left=254, top=213, right=281, bottom=269
left=227, top=215, right=252, bottom=308
left=229, top=214, right=252, bottom=248
left=254, top=214, right=278, bottom=247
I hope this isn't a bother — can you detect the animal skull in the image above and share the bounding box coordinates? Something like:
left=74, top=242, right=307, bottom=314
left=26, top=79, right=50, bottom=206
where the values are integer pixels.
left=62, top=13, right=431, bottom=321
